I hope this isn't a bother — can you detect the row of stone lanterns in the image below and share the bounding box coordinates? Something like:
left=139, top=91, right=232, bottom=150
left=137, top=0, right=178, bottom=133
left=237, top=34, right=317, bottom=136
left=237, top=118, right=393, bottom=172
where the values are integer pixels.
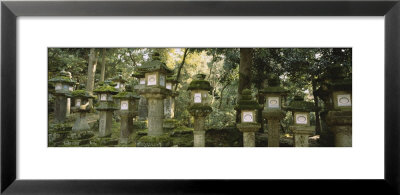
left=49, top=70, right=76, bottom=123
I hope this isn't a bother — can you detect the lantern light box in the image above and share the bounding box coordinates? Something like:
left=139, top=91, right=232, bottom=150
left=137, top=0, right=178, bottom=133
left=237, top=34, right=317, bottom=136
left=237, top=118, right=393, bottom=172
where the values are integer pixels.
left=75, top=99, right=81, bottom=106
left=337, top=94, right=351, bottom=107
left=295, top=113, right=308, bottom=125
left=194, top=93, right=202, bottom=103
left=268, top=97, right=280, bottom=108
left=166, top=83, right=172, bottom=90
left=147, top=74, right=157, bottom=85
left=55, top=83, right=62, bottom=90
left=242, top=111, right=255, bottom=122
left=160, top=75, right=165, bottom=86
left=140, top=78, right=146, bottom=85
left=121, top=100, right=129, bottom=110
left=100, top=94, right=107, bottom=101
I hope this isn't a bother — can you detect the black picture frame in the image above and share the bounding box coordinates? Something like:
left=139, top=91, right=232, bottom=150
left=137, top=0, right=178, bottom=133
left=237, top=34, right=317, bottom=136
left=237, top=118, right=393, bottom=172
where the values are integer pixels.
left=2, top=0, right=400, bottom=194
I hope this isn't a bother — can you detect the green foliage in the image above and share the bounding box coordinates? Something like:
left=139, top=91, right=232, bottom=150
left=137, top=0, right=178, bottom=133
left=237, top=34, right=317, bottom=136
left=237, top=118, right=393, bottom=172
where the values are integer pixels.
left=187, top=80, right=212, bottom=91
left=93, top=85, right=118, bottom=94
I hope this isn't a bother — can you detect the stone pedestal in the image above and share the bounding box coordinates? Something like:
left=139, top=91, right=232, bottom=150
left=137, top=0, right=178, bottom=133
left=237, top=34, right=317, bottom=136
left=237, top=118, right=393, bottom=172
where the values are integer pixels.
left=164, top=97, right=171, bottom=118
left=99, top=111, right=113, bottom=137
left=141, top=90, right=167, bottom=136
left=326, top=110, right=352, bottom=147
left=263, top=110, right=285, bottom=147
left=194, top=116, right=206, bottom=147
left=54, top=95, right=68, bottom=123
left=237, top=123, right=261, bottom=147
left=119, top=114, right=134, bottom=144
left=72, top=112, right=90, bottom=131
left=290, top=126, right=315, bottom=147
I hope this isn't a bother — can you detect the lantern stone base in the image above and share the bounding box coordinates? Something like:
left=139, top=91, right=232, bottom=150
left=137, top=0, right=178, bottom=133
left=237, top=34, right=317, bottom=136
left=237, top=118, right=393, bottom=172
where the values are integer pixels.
left=163, top=118, right=178, bottom=132
left=72, top=112, right=90, bottom=131
left=136, top=134, right=173, bottom=147
left=119, top=113, right=135, bottom=144
left=54, top=95, right=68, bottom=123
left=237, top=123, right=261, bottom=147
left=99, top=111, right=113, bottom=137
left=146, top=97, right=165, bottom=136
left=326, top=111, right=352, bottom=147
left=192, top=116, right=208, bottom=147
left=290, top=126, right=315, bottom=147
left=263, top=110, right=285, bottom=147
left=90, top=137, right=119, bottom=146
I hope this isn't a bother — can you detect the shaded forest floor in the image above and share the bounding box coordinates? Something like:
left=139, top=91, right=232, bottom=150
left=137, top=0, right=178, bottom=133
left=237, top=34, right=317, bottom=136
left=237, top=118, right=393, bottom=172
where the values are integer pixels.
left=48, top=112, right=321, bottom=147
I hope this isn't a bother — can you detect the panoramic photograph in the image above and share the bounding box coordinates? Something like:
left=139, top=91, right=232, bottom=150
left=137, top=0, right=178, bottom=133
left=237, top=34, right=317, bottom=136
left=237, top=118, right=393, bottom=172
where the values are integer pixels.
left=48, top=48, right=352, bottom=147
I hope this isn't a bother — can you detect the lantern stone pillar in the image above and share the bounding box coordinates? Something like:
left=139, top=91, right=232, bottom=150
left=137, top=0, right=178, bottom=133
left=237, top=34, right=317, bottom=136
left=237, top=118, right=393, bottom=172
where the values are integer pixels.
left=326, top=111, right=352, bottom=147
left=137, top=52, right=173, bottom=137
left=188, top=74, right=213, bottom=147
left=71, top=88, right=94, bottom=131
left=236, top=89, right=262, bottom=147
left=49, top=70, right=76, bottom=123
left=114, top=85, right=140, bottom=144
left=263, top=110, right=285, bottom=147
left=260, top=76, right=288, bottom=147
left=287, top=96, right=316, bottom=147
left=94, top=83, right=119, bottom=137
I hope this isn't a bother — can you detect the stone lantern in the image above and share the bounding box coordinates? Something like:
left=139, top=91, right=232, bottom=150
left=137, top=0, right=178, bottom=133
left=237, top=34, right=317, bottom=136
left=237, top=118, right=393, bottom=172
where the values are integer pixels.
left=188, top=74, right=213, bottom=147
left=286, top=96, right=316, bottom=147
left=137, top=52, right=173, bottom=136
left=236, top=89, right=262, bottom=147
left=326, top=68, right=352, bottom=147
left=71, top=86, right=95, bottom=131
left=260, top=76, right=288, bottom=147
left=93, top=82, right=119, bottom=137
left=113, top=85, right=140, bottom=144
left=111, top=73, right=127, bottom=92
left=132, top=71, right=148, bottom=121
left=49, top=70, right=76, bottom=123
left=164, top=76, right=179, bottom=119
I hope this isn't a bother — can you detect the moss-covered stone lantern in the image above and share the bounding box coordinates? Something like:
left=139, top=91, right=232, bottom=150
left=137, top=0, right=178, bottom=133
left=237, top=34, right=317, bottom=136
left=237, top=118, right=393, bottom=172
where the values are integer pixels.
left=71, top=85, right=95, bottom=131
left=137, top=52, right=173, bottom=136
left=235, top=89, right=262, bottom=147
left=111, top=73, right=127, bottom=92
left=49, top=70, right=76, bottom=123
left=113, top=85, right=140, bottom=144
left=286, top=95, right=316, bottom=147
left=326, top=67, right=352, bottom=147
left=188, top=74, right=213, bottom=147
left=132, top=71, right=148, bottom=121
left=93, top=82, right=119, bottom=137
left=260, top=76, right=288, bottom=147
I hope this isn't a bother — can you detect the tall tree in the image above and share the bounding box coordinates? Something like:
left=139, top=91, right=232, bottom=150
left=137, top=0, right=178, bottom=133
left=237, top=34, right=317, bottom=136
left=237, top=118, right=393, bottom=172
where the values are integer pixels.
left=100, top=48, right=107, bottom=82
left=174, top=48, right=190, bottom=91
left=86, top=48, right=98, bottom=107
left=237, top=48, right=253, bottom=121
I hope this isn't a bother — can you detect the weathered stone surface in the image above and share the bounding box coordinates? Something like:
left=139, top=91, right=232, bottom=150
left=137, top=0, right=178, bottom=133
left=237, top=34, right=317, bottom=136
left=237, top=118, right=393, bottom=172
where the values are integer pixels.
left=138, top=96, right=148, bottom=120
left=243, top=132, right=256, bottom=147
left=119, top=114, right=134, bottom=144
left=54, top=95, right=68, bottom=123
left=237, top=122, right=260, bottom=147
left=147, top=98, right=164, bottom=136
left=72, top=112, right=90, bottom=131
left=326, top=110, right=352, bottom=147
left=99, top=111, right=113, bottom=137
left=290, top=126, right=315, bottom=147
left=66, top=98, right=71, bottom=116
left=193, top=130, right=205, bottom=147
left=263, top=109, right=285, bottom=147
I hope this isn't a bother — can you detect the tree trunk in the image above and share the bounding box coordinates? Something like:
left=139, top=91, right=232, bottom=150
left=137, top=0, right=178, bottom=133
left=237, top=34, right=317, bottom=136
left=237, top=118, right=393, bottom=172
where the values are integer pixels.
left=174, top=48, right=189, bottom=91
left=312, top=78, right=321, bottom=135
left=86, top=48, right=98, bottom=107
left=100, top=48, right=106, bottom=82
left=218, top=82, right=230, bottom=109
left=237, top=48, right=253, bottom=122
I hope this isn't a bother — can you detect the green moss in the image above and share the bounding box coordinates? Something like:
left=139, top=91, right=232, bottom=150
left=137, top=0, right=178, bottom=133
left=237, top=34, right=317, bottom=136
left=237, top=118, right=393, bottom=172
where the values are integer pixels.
left=136, top=59, right=173, bottom=74
left=188, top=80, right=212, bottom=91
left=93, top=84, right=118, bottom=94
left=236, top=89, right=262, bottom=110
left=189, top=105, right=212, bottom=112
left=49, top=76, right=76, bottom=84
left=286, top=98, right=315, bottom=112
left=71, top=90, right=95, bottom=98
left=260, top=86, right=288, bottom=94
left=95, top=102, right=119, bottom=111
left=137, top=134, right=173, bottom=147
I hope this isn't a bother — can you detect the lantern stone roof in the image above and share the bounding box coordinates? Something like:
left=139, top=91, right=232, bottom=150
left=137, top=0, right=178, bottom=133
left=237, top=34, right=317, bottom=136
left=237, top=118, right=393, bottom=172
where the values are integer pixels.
left=49, top=70, right=76, bottom=85
left=327, top=78, right=352, bottom=91
left=131, top=71, right=145, bottom=78
left=111, top=73, right=127, bottom=83
left=286, top=95, right=315, bottom=112
left=71, top=90, right=95, bottom=99
left=113, top=85, right=140, bottom=100
left=93, top=82, right=119, bottom=95
left=166, top=76, right=179, bottom=84
left=188, top=74, right=212, bottom=91
left=260, top=76, right=288, bottom=95
left=136, top=52, right=173, bottom=74
left=235, top=89, right=262, bottom=110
